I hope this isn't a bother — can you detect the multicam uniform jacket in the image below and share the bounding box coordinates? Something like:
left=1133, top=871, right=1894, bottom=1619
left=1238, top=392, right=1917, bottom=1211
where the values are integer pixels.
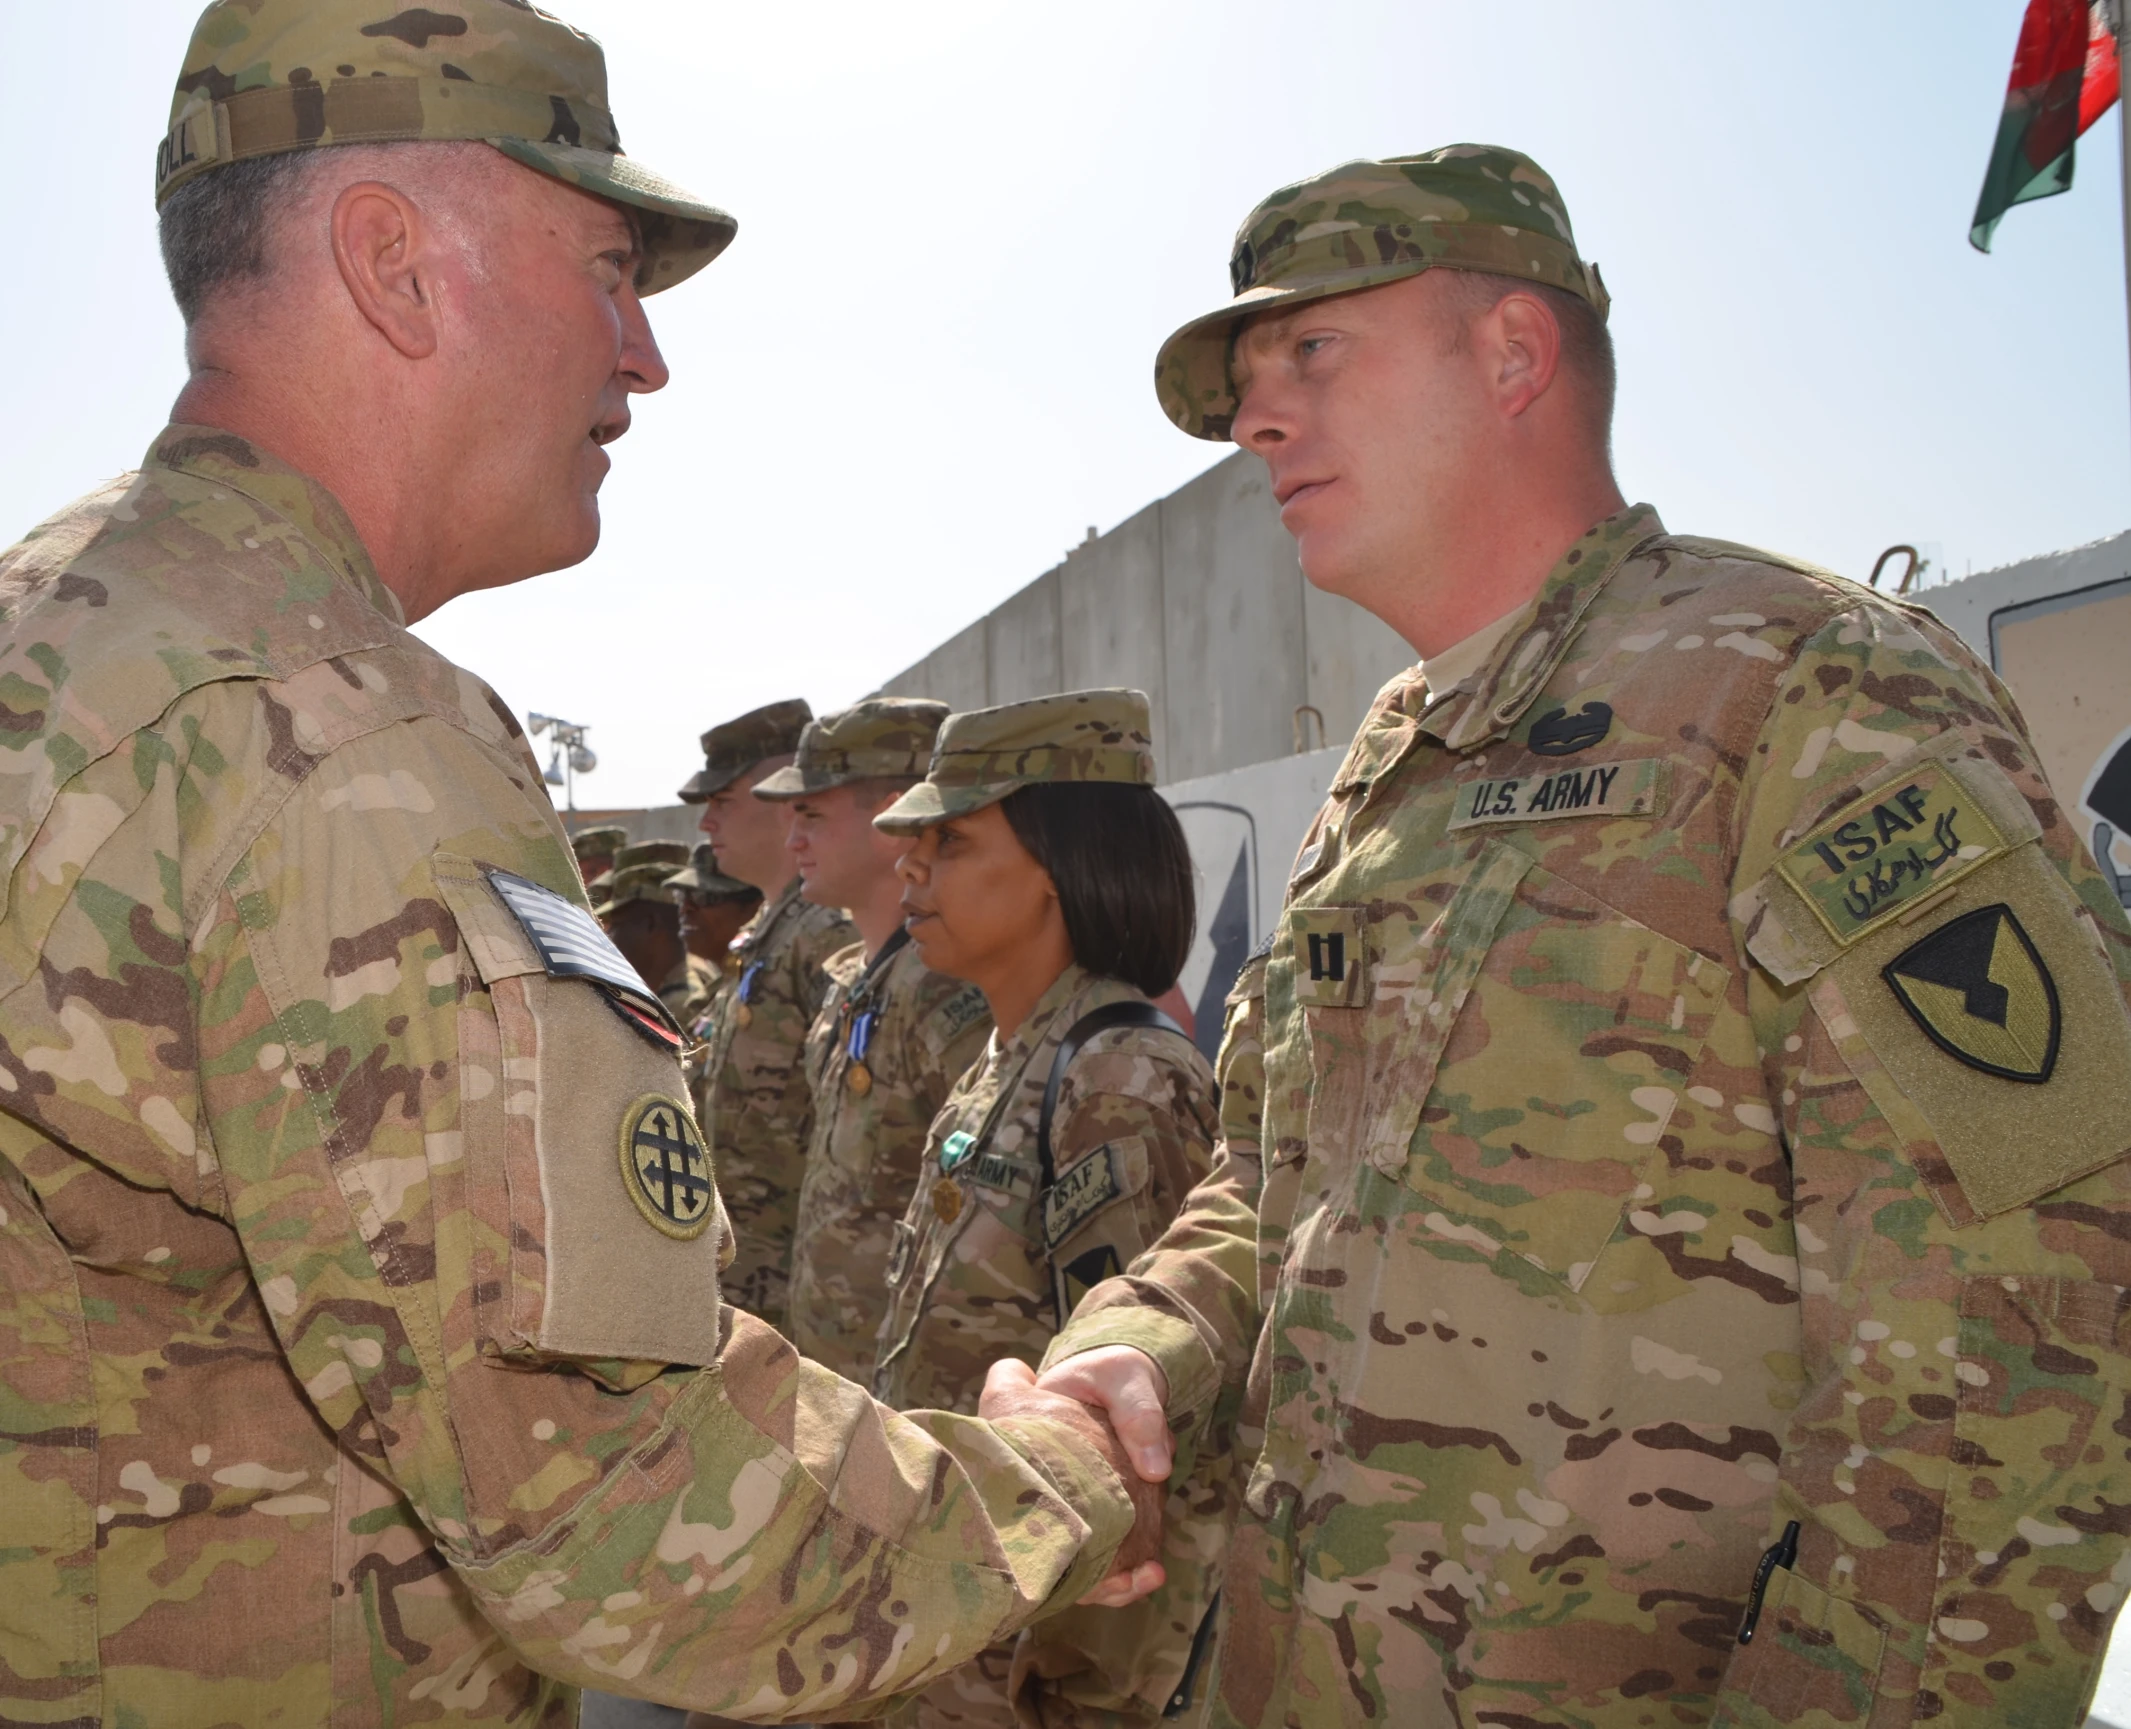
left=790, top=931, right=992, bottom=1380
left=1015, top=956, right=1270, bottom=1729
left=693, top=877, right=852, bottom=1329
left=875, top=964, right=1216, bottom=1729
left=0, top=429, right=1135, bottom=1729
left=1048, top=505, right=2131, bottom=1729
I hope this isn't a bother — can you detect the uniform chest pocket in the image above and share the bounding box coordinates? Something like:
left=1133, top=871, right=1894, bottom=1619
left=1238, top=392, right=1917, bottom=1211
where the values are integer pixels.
left=1396, top=850, right=1730, bottom=1290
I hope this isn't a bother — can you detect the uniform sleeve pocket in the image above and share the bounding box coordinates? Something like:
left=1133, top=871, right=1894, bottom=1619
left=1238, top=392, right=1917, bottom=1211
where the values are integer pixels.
left=1391, top=853, right=1731, bottom=1291
left=431, top=853, right=725, bottom=1374
left=1714, top=1567, right=1888, bottom=1728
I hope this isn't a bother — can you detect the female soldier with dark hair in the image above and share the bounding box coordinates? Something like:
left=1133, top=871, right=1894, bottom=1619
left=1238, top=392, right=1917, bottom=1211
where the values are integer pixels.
left=869, top=689, right=1219, bottom=1729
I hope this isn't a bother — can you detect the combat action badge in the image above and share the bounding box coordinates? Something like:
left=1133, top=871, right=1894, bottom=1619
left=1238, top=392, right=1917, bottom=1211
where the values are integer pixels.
left=1882, top=903, right=2060, bottom=1083
left=619, top=1094, right=715, bottom=1238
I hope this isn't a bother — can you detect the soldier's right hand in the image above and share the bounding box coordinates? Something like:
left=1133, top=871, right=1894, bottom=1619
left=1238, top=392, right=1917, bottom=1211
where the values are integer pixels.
left=981, top=1357, right=1168, bottom=1607
left=1026, top=1345, right=1175, bottom=1486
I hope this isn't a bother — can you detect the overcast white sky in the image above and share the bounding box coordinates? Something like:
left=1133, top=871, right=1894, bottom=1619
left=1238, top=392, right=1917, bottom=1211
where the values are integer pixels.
left=8, top=2, right=2129, bottom=807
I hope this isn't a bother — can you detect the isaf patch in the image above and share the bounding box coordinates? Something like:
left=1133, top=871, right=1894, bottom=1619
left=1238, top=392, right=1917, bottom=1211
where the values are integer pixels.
left=486, top=868, right=686, bottom=1052
left=1042, top=1143, right=1127, bottom=1253
left=1775, top=764, right=2007, bottom=946
left=1449, top=758, right=1664, bottom=830
left=1884, top=903, right=2060, bottom=1082
left=619, top=1094, right=715, bottom=1239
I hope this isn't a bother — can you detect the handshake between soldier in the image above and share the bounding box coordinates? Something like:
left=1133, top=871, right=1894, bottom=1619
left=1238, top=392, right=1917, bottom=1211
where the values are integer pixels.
left=9, top=3, right=2131, bottom=1729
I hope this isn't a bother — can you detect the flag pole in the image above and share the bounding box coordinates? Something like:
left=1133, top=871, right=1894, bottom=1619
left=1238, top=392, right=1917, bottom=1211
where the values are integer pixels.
left=2121, top=0, right=2131, bottom=442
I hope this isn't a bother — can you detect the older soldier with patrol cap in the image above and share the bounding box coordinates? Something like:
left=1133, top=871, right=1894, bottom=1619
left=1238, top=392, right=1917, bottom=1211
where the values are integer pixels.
left=0, top=4, right=1168, bottom=1723
left=1020, top=147, right=2131, bottom=1727
left=753, top=698, right=993, bottom=1382
left=684, top=697, right=855, bottom=1327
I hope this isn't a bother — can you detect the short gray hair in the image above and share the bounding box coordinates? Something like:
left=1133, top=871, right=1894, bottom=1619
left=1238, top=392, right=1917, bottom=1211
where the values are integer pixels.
left=157, top=141, right=502, bottom=328
left=158, top=154, right=317, bottom=327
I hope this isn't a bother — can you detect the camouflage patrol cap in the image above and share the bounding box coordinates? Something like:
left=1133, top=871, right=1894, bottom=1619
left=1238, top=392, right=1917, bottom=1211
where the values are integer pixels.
left=753, top=698, right=949, bottom=801
left=1156, top=144, right=1608, bottom=439
left=874, top=689, right=1157, bottom=836
left=590, top=838, right=689, bottom=914
left=597, top=862, right=684, bottom=916
left=159, top=0, right=735, bottom=295
left=676, top=698, right=813, bottom=803
left=570, top=822, right=628, bottom=862
left=666, top=841, right=755, bottom=903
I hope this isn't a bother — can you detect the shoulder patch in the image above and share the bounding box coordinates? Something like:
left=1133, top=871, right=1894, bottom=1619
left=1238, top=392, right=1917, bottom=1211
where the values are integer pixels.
left=931, top=983, right=991, bottom=1045
left=1775, top=763, right=2007, bottom=947
left=618, top=1094, right=715, bottom=1239
left=486, top=868, right=684, bottom=1051
left=1448, top=758, right=1665, bottom=830
left=1884, top=903, right=2059, bottom=1082
left=1041, top=1139, right=1144, bottom=1253
left=1056, top=1242, right=1124, bottom=1321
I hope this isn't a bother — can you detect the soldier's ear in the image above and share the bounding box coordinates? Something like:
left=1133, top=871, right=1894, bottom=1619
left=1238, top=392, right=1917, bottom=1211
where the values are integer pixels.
left=1486, top=289, right=1564, bottom=423
left=331, top=181, right=441, bottom=362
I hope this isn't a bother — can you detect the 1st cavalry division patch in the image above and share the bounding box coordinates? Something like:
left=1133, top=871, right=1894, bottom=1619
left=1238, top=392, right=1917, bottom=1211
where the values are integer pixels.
left=1883, top=902, right=2061, bottom=1082
left=620, top=1094, right=715, bottom=1238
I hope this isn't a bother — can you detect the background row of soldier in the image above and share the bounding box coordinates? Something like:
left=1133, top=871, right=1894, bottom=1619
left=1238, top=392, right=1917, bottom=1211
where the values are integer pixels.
left=573, top=691, right=1228, bottom=1728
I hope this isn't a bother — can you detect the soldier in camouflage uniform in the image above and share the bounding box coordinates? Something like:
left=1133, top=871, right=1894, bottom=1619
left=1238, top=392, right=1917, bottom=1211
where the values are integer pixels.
left=571, top=822, right=628, bottom=891
left=873, top=692, right=1221, bottom=1728
left=667, top=839, right=761, bottom=969
left=1028, top=147, right=2131, bottom=1728
left=683, top=699, right=855, bottom=1327
left=597, top=840, right=717, bottom=1028
left=753, top=699, right=993, bottom=1381
left=1013, top=952, right=1269, bottom=1729
left=0, top=6, right=1165, bottom=1723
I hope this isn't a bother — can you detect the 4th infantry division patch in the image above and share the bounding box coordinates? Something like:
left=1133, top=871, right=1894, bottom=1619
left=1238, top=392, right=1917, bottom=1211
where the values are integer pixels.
left=1882, top=903, right=2061, bottom=1082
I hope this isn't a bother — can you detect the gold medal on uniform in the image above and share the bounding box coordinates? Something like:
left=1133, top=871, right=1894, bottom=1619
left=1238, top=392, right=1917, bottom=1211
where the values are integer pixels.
left=846, top=1061, right=873, bottom=1097
left=734, top=1001, right=753, bottom=1029
left=932, top=1178, right=963, bottom=1223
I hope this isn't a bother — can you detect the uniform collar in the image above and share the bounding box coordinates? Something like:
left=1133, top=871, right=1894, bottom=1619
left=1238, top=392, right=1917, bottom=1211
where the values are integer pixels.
left=1420, top=503, right=1665, bottom=753
left=990, top=962, right=1095, bottom=1066
left=144, top=424, right=406, bottom=628
left=735, top=875, right=808, bottom=957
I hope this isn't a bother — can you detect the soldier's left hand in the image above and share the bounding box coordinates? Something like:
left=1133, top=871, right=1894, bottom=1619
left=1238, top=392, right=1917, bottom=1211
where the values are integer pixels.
left=981, top=1358, right=1167, bottom=1607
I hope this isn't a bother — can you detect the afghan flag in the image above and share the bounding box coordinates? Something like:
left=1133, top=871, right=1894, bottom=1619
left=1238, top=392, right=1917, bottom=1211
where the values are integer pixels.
left=1971, top=0, right=2122, bottom=251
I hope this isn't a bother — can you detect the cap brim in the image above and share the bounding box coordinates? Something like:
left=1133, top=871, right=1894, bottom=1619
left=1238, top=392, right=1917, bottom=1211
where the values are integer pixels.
left=1153, top=260, right=1443, bottom=440
left=493, top=139, right=735, bottom=296
left=873, top=779, right=1027, bottom=837
left=677, top=763, right=743, bottom=804
left=750, top=764, right=809, bottom=801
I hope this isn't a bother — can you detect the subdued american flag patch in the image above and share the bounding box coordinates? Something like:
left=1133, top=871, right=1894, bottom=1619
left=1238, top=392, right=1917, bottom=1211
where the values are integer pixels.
left=484, top=868, right=685, bottom=1052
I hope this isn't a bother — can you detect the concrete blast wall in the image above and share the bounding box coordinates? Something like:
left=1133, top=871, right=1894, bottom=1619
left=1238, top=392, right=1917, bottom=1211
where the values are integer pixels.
left=875, top=450, right=1415, bottom=783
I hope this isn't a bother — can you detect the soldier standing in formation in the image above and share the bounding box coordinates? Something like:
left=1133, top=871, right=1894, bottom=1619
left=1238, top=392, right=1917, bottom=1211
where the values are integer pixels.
left=683, top=698, right=856, bottom=1328
left=595, top=839, right=719, bottom=1029
left=0, top=4, right=1168, bottom=1723
left=1022, top=147, right=2131, bottom=1726
left=571, top=821, right=629, bottom=892
left=753, top=699, right=994, bottom=1381
left=667, top=840, right=762, bottom=969
left=872, top=691, right=1222, bottom=1727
